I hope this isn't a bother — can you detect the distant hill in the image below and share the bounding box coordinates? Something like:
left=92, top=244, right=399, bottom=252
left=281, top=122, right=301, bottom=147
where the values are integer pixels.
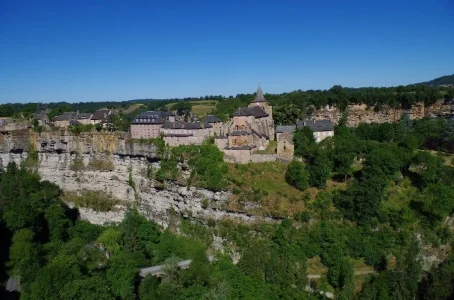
left=415, top=74, right=454, bottom=87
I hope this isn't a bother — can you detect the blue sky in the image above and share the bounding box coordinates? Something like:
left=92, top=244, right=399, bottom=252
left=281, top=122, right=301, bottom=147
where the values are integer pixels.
left=1, top=0, right=453, bottom=103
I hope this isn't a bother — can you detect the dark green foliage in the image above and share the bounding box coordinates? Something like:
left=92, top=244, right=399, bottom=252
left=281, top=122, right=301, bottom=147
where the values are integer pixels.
left=285, top=160, right=309, bottom=191
left=307, top=153, right=332, bottom=188
left=107, top=252, right=140, bottom=299
left=60, top=276, right=114, bottom=300
left=68, top=123, right=95, bottom=134
left=419, top=254, right=454, bottom=299
left=293, top=126, right=316, bottom=158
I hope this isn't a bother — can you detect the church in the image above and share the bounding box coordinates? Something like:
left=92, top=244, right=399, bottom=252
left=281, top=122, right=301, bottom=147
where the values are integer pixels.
left=215, top=86, right=275, bottom=163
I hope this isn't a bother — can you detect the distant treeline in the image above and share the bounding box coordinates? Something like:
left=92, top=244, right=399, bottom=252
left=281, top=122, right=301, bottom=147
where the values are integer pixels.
left=1, top=85, right=453, bottom=122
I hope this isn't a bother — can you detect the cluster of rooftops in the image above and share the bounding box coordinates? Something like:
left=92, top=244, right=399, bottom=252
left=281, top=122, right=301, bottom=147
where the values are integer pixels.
left=132, top=110, right=221, bottom=128
left=276, top=119, right=334, bottom=134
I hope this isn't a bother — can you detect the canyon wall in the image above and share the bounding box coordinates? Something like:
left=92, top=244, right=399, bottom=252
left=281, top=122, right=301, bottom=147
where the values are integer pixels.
left=311, top=100, right=452, bottom=126
left=0, top=131, right=270, bottom=226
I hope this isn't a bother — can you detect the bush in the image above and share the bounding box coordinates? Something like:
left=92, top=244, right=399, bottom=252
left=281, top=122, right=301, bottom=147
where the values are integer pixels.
left=87, top=158, right=115, bottom=171
left=285, top=161, right=309, bottom=191
left=70, top=156, right=85, bottom=171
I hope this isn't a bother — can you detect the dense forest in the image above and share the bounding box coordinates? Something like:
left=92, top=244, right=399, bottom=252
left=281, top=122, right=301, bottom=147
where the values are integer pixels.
left=1, top=115, right=454, bottom=299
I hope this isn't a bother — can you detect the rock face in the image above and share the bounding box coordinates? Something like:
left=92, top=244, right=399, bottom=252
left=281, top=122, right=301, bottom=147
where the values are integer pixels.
left=0, top=148, right=268, bottom=227
left=310, top=101, right=453, bottom=126
left=0, top=130, right=159, bottom=157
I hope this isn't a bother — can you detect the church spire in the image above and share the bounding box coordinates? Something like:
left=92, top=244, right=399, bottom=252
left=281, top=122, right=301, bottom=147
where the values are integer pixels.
left=254, top=85, right=266, bottom=103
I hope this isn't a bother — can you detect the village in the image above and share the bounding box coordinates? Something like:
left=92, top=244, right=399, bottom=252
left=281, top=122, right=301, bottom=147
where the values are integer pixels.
left=0, top=86, right=337, bottom=164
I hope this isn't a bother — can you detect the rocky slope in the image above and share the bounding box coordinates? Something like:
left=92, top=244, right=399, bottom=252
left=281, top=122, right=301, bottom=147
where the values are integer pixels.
left=0, top=131, right=272, bottom=226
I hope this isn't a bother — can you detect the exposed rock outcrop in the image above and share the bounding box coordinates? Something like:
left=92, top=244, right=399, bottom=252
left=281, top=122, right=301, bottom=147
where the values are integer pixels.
left=0, top=151, right=271, bottom=227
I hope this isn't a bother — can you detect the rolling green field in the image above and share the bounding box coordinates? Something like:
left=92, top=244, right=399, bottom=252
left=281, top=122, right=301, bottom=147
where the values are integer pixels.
left=165, top=100, right=219, bottom=117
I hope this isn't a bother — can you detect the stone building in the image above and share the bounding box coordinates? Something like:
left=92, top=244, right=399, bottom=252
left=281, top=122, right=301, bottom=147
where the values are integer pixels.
left=32, top=113, right=49, bottom=126
left=90, top=109, right=112, bottom=125
left=203, top=115, right=223, bottom=136
left=53, top=112, right=76, bottom=128
left=76, top=113, right=93, bottom=125
left=130, top=111, right=175, bottom=139
left=297, top=119, right=334, bottom=143
left=215, top=86, right=275, bottom=163
left=160, top=121, right=212, bottom=146
left=275, top=125, right=296, bottom=141
left=277, top=132, right=294, bottom=161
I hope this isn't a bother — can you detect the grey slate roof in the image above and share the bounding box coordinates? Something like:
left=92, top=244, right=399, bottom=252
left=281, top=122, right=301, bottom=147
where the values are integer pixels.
left=33, top=113, right=48, bottom=121
left=233, top=106, right=269, bottom=118
left=91, top=109, right=111, bottom=120
left=131, top=111, right=173, bottom=124
left=252, top=85, right=267, bottom=103
left=275, top=125, right=296, bottom=133
left=203, top=115, right=221, bottom=123
left=69, top=119, right=81, bottom=126
left=161, top=121, right=212, bottom=130
left=296, top=119, right=334, bottom=132
left=230, top=130, right=251, bottom=136
left=53, top=112, right=76, bottom=121
left=76, top=113, right=92, bottom=120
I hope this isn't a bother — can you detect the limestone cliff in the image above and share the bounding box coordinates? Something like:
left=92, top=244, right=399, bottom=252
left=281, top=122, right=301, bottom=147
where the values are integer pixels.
left=0, top=130, right=271, bottom=226
left=310, top=100, right=452, bottom=126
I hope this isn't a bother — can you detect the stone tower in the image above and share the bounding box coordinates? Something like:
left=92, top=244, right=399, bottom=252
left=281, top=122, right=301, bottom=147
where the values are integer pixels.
left=248, top=85, right=275, bottom=140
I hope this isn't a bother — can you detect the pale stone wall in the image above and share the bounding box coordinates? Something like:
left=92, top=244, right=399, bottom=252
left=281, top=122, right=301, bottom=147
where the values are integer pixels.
left=131, top=124, right=162, bottom=139
left=54, top=120, right=70, bottom=128
left=215, top=137, right=228, bottom=150
left=250, top=154, right=277, bottom=163
left=223, top=149, right=251, bottom=164
left=314, top=131, right=334, bottom=143
left=77, top=119, right=92, bottom=125
left=162, top=128, right=210, bottom=146
left=209, top=121, right=223, bottom=136
left=277, top=132, right=294, bottom=161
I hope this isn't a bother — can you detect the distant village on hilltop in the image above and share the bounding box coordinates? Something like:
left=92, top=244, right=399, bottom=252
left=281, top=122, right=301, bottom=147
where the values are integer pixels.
left=1, top=84, right=454, bottom=163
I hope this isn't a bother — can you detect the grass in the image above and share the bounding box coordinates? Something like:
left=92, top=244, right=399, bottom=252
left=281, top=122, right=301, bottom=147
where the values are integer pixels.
left=62, top=190, right=125, bottom=212
left=306, top=256, right=328, bottom=275
left=226, top=162, right=307, bottom=217
left=165, top=100, right=219, bottom=118
left=253, top=140, right=277, bottom=154
left=87, top=158, right=115, bottom=171
left=122, top=103, right=144, bottom=114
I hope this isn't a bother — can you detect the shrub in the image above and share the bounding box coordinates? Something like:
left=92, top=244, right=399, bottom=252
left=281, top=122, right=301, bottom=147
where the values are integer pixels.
left=87, top=158, right=115, bottom=171
left=70, top=156, right=85, bottom=171
left=62, top=190, right=122, bottom=212
left=285, top=161, right=309, bottom=191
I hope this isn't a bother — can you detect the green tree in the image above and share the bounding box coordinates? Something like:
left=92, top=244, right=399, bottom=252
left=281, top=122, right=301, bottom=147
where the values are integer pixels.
left=60, top=276, right=114, bottom=300
left=285, top=161, right=309, bottom=191
left=307, top=153, right=332, bottom=188
left=107, top=252, right=140, bottom=299
left=293, top=127, right=316, bottom=158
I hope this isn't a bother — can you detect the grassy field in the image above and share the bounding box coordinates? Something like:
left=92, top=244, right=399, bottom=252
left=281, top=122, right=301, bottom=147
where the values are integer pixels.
left=225, top=161, right=349, bottom=218
left=122, top=103, right=144, bottom=114
left=165, top=100, right=219, bottom=117
left=226, top=162, right=307, bottom=217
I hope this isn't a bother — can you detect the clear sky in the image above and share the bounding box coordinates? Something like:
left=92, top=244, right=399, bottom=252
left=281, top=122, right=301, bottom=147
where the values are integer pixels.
left=1, top=0, right=453, bottom=103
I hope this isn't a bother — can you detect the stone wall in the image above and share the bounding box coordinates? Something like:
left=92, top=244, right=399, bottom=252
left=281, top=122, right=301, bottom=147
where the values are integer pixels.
left=223, top=149, right=251, bottom=164
left=250, top=154, right=277, bottom=163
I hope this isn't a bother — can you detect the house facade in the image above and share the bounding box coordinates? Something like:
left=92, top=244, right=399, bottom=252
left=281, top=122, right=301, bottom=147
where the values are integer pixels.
left=296, top=119, right=334, bottom=143
left=160, top=121, right=212, bottom=146
left=130, top=111, right=175, bottom=139
left=203, top=115, right=223, bottom=136
left=90, top=109, right=112, bottom=125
